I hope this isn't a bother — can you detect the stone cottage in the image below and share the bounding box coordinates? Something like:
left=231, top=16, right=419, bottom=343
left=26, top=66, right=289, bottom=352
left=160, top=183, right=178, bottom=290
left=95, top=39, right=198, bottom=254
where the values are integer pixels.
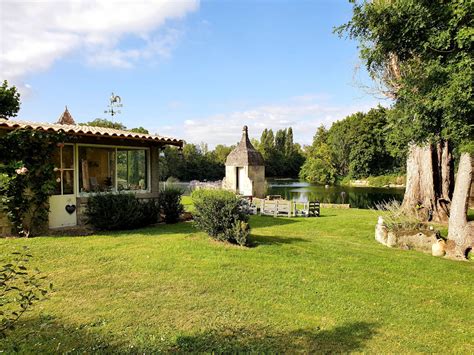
left=222, top=126, right=265, bottom=197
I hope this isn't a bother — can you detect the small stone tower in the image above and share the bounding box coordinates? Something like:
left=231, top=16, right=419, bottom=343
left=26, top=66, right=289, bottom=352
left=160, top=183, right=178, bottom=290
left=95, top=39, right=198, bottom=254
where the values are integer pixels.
left=223, top=126, right=265, bottom=197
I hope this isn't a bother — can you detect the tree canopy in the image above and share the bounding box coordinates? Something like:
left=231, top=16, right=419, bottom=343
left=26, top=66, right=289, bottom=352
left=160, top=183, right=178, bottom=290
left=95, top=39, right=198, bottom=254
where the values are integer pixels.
left=80, top=118, right=127, bottom=130
left=0, top=80, right=20, bottom=119
left=336, top=0, right=473, bottom=150
left=81, top=119, right=150, bottom=134
left=300, top=107, right=401, bottom=184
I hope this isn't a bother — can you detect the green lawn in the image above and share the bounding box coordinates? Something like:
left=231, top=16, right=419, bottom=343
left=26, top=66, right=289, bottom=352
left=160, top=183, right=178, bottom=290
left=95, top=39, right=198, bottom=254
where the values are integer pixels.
left=1, top=205, right=473, bottom=353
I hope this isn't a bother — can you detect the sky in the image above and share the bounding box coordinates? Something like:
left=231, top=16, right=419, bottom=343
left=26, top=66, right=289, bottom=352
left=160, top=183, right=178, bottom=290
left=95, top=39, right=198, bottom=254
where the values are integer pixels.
left=1, top=0, right=384, bottom=147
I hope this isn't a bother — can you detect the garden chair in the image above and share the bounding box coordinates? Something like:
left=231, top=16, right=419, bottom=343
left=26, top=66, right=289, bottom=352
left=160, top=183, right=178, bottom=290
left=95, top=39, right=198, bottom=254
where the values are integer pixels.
left=295, top=201, right=320, bottom=217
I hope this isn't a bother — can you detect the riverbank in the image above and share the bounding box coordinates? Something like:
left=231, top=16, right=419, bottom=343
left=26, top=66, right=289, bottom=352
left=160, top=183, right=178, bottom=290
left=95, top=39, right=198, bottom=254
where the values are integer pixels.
left=266, top=179, right=404, bottom=209
left=341, top=174, right=406, bottom=188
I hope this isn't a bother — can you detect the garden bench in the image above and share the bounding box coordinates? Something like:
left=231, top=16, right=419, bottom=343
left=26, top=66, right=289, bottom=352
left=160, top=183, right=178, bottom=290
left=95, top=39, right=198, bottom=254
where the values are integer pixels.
left=260, top=199, right=293, bottom=217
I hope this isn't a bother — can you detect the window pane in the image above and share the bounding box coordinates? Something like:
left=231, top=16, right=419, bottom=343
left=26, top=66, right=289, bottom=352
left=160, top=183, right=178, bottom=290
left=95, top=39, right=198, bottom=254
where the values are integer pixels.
left=63, top=170, right=74, bottom=194
left=79, top=147, right=116, bottom=193
left=53, top=171, right=61, bottom=195
left=62, top=145, right=74, bottom=169
left=52, top=148, right=60, bottom=169
left=117, top=149, right=147, bottom=191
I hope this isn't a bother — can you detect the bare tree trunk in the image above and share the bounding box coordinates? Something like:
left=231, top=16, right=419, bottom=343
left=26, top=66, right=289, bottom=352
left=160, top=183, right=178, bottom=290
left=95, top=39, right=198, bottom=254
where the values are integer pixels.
left=402, top=142, right=453, bottom=223
left=446, top=152, right=473, bottom=259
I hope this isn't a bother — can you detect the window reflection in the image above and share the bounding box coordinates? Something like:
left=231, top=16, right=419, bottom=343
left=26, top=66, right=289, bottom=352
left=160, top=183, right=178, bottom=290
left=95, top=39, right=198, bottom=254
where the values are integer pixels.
left=79, top=147, right=116, bottom=193
left=117, top=149, right=148, bottom=191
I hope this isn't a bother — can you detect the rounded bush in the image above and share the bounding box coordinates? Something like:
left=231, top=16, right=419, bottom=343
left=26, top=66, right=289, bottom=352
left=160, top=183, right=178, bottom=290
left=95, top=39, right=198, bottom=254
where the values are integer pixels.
left=191, top=189, right=250, bottom=246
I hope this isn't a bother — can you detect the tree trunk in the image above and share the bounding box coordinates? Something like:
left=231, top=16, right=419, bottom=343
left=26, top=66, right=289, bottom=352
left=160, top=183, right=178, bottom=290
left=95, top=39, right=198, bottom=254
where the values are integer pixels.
left=402, top=142, right=453, bottom=223
left=446, top=152, right=473, bottom=259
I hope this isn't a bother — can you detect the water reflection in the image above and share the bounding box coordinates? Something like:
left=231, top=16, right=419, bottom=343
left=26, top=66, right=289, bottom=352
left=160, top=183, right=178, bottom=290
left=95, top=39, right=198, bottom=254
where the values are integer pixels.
left=266, top=179, right=404, bottom=209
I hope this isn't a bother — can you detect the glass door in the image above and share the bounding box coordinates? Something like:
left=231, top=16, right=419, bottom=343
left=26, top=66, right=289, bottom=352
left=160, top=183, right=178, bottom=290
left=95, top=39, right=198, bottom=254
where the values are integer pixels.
left=49, top=144, right=77, bottom=228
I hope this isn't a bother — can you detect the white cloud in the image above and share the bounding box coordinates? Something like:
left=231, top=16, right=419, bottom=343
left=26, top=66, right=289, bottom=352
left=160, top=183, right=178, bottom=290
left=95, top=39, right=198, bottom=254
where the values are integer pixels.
left=157, top=95, right=380, bottom=148
left=0, top=0, right=199, bottom=83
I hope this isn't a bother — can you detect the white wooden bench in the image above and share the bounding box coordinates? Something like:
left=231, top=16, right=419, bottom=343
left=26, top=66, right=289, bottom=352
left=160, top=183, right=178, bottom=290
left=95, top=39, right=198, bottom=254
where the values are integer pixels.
left=260, top=199, right=293, bottom=217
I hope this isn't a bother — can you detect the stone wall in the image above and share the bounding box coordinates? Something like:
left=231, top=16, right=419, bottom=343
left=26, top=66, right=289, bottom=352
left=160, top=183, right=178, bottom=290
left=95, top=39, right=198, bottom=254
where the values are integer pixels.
left=223, top=165, right=266, bottom=198
left=247, top=165, right=265, bottom=198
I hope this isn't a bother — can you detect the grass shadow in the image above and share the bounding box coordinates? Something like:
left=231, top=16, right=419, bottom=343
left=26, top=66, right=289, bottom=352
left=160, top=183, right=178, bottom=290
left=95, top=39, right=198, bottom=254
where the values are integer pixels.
left=172, top=321, right=379, bottom=353
left=249, top=215, right=299, bottom=229
left=250, top=234, right=309, bottom=246
left=3, top=317, right=378, bottom=353
left=1, top=315, right=123, bottom=353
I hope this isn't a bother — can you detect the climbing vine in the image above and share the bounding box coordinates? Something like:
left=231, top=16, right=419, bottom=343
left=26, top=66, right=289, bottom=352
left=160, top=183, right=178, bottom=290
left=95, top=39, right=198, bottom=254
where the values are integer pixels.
left=0, top=129, right=66, bottom=237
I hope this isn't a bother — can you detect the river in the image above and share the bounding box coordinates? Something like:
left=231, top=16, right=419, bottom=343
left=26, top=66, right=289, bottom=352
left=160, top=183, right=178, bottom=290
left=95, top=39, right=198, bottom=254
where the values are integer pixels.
left=266, top=179, right=405, bottom=209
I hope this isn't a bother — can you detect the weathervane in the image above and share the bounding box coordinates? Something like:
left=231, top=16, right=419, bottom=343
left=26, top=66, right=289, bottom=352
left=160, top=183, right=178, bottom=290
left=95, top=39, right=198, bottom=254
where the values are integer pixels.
left=104, top=92, right=123, bottom=117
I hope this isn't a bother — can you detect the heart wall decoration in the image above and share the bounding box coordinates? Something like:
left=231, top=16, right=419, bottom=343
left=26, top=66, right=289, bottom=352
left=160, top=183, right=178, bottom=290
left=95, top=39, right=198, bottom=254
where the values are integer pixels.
left=65, top=204, right=76, bottom=214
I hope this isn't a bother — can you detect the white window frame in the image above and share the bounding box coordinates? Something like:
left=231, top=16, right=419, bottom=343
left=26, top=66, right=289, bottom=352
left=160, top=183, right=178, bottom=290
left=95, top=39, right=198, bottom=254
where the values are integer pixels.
left=75, top=143, right=151, bottom=197
left=52, top=143, right=75, bottom=196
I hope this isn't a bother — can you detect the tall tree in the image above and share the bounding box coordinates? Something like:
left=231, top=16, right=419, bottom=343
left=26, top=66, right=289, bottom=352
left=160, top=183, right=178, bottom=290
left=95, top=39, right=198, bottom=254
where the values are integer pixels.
left=337, top=0, right=473, bottom=226
left=0, top=80, right=20, bottom=119
left=285, top=127, right=294, bottom=157
left=300, top=125, right=336, bottom=184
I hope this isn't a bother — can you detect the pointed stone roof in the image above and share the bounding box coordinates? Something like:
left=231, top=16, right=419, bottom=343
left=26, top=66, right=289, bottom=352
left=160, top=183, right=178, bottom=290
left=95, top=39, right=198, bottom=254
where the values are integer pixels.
left=226, top=126, right=264, bottom=166
left=57, top=106, right=75, bottom=125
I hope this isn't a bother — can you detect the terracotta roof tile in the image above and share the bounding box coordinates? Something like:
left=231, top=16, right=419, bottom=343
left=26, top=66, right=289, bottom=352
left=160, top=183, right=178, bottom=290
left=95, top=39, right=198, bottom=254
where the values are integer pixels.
left=0, top=118, right=183, bottom=147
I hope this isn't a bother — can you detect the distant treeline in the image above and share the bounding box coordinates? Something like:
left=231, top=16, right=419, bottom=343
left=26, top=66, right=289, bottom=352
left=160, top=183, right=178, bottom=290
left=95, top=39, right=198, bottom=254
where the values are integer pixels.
left=159, top=127, right=305, bottom=181
left=82, top=110, right=404, bottom=184
left=160, top=107, right=403, bottom=183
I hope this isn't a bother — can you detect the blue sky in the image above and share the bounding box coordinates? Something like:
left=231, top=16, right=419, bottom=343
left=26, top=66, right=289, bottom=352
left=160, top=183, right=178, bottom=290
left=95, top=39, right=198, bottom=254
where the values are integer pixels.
left=2, top=0, right=382, bottom=147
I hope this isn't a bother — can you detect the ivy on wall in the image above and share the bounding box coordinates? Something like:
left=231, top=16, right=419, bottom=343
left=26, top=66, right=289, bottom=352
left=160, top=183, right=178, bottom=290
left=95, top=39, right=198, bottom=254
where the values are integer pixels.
left=0, top=129, right=66, bottom=237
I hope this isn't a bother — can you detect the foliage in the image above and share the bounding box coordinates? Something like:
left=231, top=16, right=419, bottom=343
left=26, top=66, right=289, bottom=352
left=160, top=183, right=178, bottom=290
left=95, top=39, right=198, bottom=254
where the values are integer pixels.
left=159, top=126, right=301, bottom=182
left=366, top=174, right=405, bottom=188
left=191, top=189, right=249, bottom=246
left=80, top=119, right=151, bottom=134
left=257, top=127, right=305, bottom=177
left=301, top=107, right=402, bottom=184
left=0, top=246, right=51, bottom=338
left=336, top=0, right=473, bottom=151
left=129, top=126, right=149, bottom=134
left=85, top=193, right=159, bottom=230
left=159, top=186, right=184, bottom=224
left=160, top=144, right=230, bottom=182
left=299, top=144, right=337, bottom=184
left=80, top=118, right=127, bottom=130
left=0, top=80, right=20, bottom=118
left=373, top=200, right=423, bottom=232
left=0, top=129, right=66, bottom=236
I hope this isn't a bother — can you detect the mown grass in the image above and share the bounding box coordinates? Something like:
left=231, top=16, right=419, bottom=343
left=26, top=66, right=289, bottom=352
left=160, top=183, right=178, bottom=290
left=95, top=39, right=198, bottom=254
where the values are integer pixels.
left=0, top=204, right=473, bottom=353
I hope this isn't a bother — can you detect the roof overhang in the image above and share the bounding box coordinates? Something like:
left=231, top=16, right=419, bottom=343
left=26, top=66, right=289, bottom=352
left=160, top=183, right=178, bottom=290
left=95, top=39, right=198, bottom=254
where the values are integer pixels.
left=0, top=119, right=183, bottom=148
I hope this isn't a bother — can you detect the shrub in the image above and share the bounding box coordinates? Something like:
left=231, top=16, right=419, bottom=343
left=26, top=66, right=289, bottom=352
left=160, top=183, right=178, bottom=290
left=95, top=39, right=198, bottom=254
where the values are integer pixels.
left=159, top=186, right=184, bottom=224
left=0, top=247, right=51, bottom=337
left=191, top=189, right=250, bottom=246
left=85, top=193, right=159, bottom=230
